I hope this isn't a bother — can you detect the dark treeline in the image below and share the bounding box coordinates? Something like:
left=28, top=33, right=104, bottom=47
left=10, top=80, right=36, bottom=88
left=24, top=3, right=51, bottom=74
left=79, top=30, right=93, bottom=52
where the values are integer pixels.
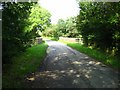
left=2, top=2, right=51, bottom=64
left=76, top=2, right=120, bottom=58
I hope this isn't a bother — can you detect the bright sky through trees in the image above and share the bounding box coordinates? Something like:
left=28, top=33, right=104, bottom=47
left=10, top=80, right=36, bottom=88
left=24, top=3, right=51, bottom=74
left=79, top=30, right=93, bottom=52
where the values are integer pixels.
left=39, top=0, right=79, bottom=24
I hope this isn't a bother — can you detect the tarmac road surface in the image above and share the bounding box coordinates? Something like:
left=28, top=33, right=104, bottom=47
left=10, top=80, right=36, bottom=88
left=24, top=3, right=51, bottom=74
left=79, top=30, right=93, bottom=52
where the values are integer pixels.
left=25, top=40, right=119, bottom=88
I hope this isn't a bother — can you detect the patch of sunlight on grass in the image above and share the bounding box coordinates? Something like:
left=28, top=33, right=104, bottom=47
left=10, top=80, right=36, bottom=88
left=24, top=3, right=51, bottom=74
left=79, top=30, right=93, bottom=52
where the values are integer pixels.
left=107, top=59, right=111, bottom=63
left=43, top=37, right=59, bottom=41
left=58, top=39, right=77, bottom=45
left=3, top=42, right=48, bottom=88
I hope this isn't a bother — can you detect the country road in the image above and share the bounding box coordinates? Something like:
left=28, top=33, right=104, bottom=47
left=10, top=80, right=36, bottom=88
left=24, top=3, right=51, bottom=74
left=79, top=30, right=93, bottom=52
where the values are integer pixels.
left=25, top=40, right=119, bottom=88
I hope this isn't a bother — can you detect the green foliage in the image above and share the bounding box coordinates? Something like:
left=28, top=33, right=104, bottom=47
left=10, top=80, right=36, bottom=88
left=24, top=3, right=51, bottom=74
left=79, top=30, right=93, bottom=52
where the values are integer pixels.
left=43, top=25, right=57, bottom=37
left=56, top=17, right=79, bottom=38
left=3, top=42, right=48, bottom=88
left=43, top=17, right=79, bottom=39
left=2, top=2, right=51, bottom=64
left=56, top=19, right=67, bottom=36
left=26, top=4, right=51, bottom=32
left=76, top=2, right=120, bottom=57
left=2, top=2, right=35, bottom=63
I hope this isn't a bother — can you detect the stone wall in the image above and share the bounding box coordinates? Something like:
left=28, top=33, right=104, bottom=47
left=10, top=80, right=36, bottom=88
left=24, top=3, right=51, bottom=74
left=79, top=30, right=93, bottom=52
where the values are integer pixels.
left=35, top=37, right=43, bottom=44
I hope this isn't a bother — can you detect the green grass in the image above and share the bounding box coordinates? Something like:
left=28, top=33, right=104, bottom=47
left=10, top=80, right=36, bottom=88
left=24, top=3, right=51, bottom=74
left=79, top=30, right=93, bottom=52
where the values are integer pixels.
left=58, top=39, right=78, bottom=44
left=42, top=36, right=59, bottom=41
left=3, top=42, right=48, bottom=88
left=59, top=40, right=120, bottom=70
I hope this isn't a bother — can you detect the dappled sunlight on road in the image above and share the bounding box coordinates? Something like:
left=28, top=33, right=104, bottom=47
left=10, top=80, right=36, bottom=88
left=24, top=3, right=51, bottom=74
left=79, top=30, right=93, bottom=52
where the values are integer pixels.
left=25, top=63, right=119, bottom=88
left=25, top=40, right=119, bottom=88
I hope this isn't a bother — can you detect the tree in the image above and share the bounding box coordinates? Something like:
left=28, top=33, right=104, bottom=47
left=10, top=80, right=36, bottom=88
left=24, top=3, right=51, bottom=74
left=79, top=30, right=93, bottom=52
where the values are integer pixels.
left=56, top=19, right=67, bottom=36
left=27, top=4, right=51, bottom=33
left=55, top=17, right=79, bottom=38
left=76, top=1, right=120, bottom=57
left=65, top=17, right=78, bottom=37
left=2, top=2, right=51, bottom=63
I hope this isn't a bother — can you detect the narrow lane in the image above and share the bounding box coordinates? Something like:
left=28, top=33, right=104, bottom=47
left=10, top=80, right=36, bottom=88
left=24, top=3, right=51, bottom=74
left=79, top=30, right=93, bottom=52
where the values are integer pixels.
left=26, top=40, right=119, bottom=88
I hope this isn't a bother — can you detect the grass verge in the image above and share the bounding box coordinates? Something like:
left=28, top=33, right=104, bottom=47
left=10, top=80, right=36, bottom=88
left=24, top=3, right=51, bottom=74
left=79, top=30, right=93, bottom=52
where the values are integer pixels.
left=59, top=40, right=120, bottom=70
left=3, top=42, right=48, bottom=88
left=42, top=37, right=59, bottom=41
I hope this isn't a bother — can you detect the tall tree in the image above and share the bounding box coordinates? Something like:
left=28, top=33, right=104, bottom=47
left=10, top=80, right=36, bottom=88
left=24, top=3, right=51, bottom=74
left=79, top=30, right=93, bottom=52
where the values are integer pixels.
left=55, top=17, right=78, bottom=38
left=2, top=2, right=51, bottom=63
left=76, top=1, right=120, bottom=57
